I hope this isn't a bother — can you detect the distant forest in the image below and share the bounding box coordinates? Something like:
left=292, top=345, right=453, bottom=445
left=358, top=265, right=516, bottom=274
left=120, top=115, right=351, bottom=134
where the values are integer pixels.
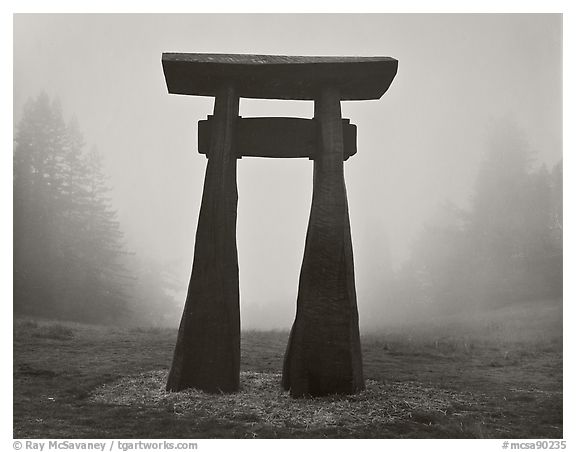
left=13, top=93, right=562, bottom=327
left=13, top=93, right=180, bottom=325
left=387, top=124, right=563, bottom=319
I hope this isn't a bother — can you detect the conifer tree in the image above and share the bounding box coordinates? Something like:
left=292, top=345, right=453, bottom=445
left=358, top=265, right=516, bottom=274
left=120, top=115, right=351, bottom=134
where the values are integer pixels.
left=14, top=93, right=132, bottom=322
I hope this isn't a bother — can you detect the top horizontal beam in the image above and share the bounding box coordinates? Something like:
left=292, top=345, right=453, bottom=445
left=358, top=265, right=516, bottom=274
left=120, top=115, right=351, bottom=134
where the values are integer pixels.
left=162, top=53, right=398, bottom=101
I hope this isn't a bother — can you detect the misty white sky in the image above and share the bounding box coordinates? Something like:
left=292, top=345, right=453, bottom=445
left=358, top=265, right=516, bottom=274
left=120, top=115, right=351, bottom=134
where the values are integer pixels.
left=13, top=14, right=562, bottom=328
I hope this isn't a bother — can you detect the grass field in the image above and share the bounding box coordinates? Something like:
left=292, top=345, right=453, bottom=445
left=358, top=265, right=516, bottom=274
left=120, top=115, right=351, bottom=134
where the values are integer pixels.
left=13, top=302, right=562, bottom=439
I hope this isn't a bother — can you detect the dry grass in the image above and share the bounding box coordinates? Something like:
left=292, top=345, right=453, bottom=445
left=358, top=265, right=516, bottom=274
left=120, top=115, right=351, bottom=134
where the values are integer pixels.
left=31, top=324, right=75, bottom=340
left=90, top=370, right=480, bottom=432
left=14, top=310, right=562, bottom=439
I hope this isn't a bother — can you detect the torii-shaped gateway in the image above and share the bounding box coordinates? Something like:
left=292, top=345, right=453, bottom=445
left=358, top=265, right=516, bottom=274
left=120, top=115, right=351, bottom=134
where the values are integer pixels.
left=163, top=53, right=398, bottom=398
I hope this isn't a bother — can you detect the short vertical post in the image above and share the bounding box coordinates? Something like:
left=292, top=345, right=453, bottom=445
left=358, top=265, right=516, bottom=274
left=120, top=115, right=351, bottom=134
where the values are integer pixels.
left=282, top=85, right=365, bottom=397
left=166, top=84, right=241, bottom=393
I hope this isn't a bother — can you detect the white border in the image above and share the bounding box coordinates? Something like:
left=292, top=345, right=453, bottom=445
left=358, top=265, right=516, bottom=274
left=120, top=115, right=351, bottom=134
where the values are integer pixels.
left=3, top=4, right=573, bottom=449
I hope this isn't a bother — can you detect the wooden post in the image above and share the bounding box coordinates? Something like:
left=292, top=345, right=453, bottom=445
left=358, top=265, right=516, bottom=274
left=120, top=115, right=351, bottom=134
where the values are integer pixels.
left=282, top=85, right=365, bottom=397
left=166, top=84, right=241, bottom=393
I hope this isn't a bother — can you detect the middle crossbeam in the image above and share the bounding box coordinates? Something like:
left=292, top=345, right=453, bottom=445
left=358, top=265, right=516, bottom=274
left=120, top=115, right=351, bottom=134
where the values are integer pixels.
left=198, top=117, right=357, bottom=160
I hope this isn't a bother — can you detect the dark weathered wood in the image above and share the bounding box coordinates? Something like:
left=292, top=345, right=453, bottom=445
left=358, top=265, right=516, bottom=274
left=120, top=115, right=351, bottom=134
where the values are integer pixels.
left=162, top=53, right=398, bottom=101
left=282, top=85, right=365, bottom=397
left=166, top=84, right=241, bottom=393
left=198, top=117, right=357, bottom=160
left=161, top=52, right=397, bottom=397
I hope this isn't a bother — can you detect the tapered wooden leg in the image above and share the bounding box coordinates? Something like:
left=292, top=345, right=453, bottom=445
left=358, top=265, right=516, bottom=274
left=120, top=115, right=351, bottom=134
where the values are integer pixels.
left=282, top=86, right=364, bottom=397
left=166, top=84, right=240, bottom=393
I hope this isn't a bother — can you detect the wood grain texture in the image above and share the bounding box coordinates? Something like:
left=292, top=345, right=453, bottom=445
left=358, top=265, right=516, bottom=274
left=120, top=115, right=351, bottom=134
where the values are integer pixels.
left=162, top=53, right=398, bottom=101
left=166, top=84, right=241, bottom=393
left=198, top=117, right=357, bottom=160
left=282, top=86, right=365, bottom=397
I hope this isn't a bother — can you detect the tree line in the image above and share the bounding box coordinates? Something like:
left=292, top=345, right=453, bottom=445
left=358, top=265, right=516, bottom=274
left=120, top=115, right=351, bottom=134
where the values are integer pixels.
left=390, top=123, right=562, bottom=319
left=13, top=93, right=562, bottom=326
left=13, top=93, right=180, bottom=325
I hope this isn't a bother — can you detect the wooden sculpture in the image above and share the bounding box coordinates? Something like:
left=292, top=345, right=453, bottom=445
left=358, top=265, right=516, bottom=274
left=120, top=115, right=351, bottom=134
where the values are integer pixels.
left=162, top=53, right=398, bottom=397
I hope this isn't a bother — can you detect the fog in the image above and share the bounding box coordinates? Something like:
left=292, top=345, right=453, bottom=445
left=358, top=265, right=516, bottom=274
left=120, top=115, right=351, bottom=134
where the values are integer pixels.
left=13, top=14, right=562, bottom=332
